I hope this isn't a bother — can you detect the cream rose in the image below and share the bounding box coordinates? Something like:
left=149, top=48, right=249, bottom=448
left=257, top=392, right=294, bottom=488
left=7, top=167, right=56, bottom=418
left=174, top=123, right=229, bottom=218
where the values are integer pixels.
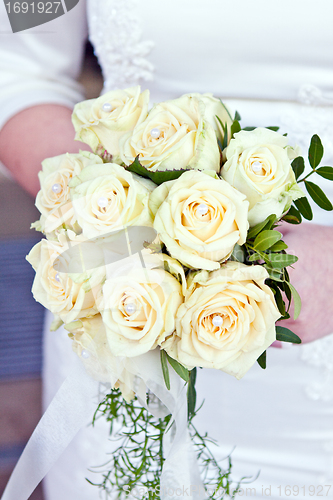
left=70, top=163, right=155, bottom=239
left=26, top=234, right=104, bottom=324
left=98, top=257, right=183, bottom=358
left=72, top=86, right=149, bottom=160
left=164, top=262, right=280, bottom=379
left=149, top=170, right=249, bottom=271
left=119, top=94, right=221, bottom=172
left=188, top=93, right=233, bottom=145
left=33, top=152, right=103, bottom=235
left=66, top=315, right=135, bottom=401
left=221, top=128, right=304, bottom=226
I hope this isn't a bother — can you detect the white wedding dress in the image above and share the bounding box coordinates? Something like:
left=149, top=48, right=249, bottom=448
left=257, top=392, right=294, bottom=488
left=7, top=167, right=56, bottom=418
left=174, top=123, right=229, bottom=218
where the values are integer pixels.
left=1, top=0, right=333, bottom=498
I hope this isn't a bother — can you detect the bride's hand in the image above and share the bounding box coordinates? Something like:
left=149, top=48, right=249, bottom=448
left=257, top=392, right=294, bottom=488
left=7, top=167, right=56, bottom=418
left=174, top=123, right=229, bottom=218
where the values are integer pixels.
left=277, top=222, right=333, bottom=344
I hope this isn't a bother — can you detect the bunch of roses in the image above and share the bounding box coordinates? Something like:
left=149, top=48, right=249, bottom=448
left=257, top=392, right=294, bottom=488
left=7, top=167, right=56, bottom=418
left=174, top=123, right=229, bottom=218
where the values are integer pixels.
left=27, top=86, right=304, bottom=388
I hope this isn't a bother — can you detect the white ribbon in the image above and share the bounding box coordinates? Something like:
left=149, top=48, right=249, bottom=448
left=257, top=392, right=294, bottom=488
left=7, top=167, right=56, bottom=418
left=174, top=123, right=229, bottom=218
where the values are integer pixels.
left=0, top=358, right=99, bottom=500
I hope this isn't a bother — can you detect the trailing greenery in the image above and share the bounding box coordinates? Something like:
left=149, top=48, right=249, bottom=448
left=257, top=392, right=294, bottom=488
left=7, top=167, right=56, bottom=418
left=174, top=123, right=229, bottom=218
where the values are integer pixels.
left=87, top=388, right=250, bottom=499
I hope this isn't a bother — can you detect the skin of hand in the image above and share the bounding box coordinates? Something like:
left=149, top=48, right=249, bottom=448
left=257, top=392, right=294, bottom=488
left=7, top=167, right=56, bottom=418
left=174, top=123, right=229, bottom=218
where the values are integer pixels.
left=0, top=104, right=90, bottom=197
left=278, top=222, right=333, bottom=344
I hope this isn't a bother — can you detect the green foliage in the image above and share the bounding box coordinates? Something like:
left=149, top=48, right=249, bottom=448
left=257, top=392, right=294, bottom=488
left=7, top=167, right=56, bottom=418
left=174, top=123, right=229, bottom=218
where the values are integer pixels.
left=257, top=351, right=266, bottom=369
left=293, top=197, right=313, bottom=220
left=291, top=156, right=305, bottom=180
left=125, top=156, right=189, bottom=185
left=316, top=166, right=333, bottom=180
left=230, top=120, right=241, bottom=139
left=282, top=206, right=302, bottom=225
left=89, top=389, right=248, bottom=499
left=308, top=134, right=324, bottom=169
left=160, top=350, right=170, bottom=390
left=187, top=368, right=197, bottom=420
left=247, top=214, right=277, bottom=240
left=166, top=352, right=190, bottom=383
left=304, top=181, right=333, bottom=211
left=253, top=230, right=282, bottom=252
left=276, top=326, right=301, bottom=344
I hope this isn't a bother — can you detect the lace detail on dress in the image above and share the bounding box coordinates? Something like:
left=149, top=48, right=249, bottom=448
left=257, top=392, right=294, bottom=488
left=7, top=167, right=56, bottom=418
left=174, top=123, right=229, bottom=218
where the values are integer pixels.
left=87, top=0, right=155, bottom=92
left=300, top=334, right=333, bottom=402
left=280, top=84, right=333, bottom=165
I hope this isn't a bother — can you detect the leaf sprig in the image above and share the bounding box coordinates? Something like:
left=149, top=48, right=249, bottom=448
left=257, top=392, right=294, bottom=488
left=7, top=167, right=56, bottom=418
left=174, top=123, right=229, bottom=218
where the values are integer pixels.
left=288, top=135, right=333, bottom=222
left=88, top=389, right=249, bottom=499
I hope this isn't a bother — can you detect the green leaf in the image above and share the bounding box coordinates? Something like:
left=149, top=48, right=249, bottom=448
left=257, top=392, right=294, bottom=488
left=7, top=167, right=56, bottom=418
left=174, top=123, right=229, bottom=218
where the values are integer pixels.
left=276, top=326, right=301, bottom=344
left=234, top=110, right=241, bottom=121
left=285, top=282, right=302, bottom=320
left=269, top=240, right=289, bottom=252
left=253, top=230, right=282, bottom=252
left=291, top=156, right=305, bottom=180
left=282, top=205, right=302, bottom=225
left=230, top=120, right=241, bottom=138
left=257, top=351, right=266, bottom=369
left=247, top=214, right=277, bottom=240
left=242, top=126, right=256, bottom=131
left=268, top=253, right=298, bottom=269
left=160, top=350, right=170, bottom=390
left=316, top=166, right=333, bottom=181
left=308, top=134, right=324, bottom=169
left=125, top=156, right=189, bottom=186
left=305, top=181, right=333, bottom=211
left=271, top=286, right=286, bottom=316
left=264, top=266, right=283, bottom=281
left=166, top=353, right=190, bottom=383
left=248, top=252, right=261, bottom=262
left=187, top=368, right=197, bottom=420
left=266, top=126, right=280, bottom=132
left=294, top=197, right=313, bottom=220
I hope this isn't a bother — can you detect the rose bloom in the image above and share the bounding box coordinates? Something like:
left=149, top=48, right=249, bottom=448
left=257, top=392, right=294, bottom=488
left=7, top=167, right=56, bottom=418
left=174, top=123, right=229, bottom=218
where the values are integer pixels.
left=119, top=94, right=221, bottom=172
left=149, top=170, right=249, bottom=271
left=221, top=128, right=304, bottom=226
left=33, top=152, right=103, bottom=236
left=98, top=255, right=183, bottom=358
left=70, top=163, right=155, bottom=239
left=187, top=93, right=233, bottom=144
left=163, top=262, right=280, bottom=379
left=66, top=314, right=135, bottom=402
left=72, top=86, right=149, bottom=160
left=26, top=233, right=104, bottom=324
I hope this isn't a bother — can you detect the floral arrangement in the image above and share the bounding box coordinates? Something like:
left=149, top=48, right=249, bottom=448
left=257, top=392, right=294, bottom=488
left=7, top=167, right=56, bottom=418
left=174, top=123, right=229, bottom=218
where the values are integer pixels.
left=25, top=86, right=333, bottom=499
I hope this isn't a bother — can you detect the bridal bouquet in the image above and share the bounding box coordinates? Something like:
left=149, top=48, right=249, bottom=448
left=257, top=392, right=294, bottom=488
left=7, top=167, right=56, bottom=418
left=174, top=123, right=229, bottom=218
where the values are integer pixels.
left=23, top=87, right=333, bottom=499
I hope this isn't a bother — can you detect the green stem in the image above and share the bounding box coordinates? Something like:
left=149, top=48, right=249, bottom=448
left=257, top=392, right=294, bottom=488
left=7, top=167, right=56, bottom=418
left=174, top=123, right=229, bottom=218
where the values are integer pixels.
left=297, top=169, right=316, bottom=183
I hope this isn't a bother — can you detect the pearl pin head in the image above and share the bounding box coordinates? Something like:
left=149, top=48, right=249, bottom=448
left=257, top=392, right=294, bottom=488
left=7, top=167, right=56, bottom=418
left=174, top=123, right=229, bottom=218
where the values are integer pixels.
left=102, top=102, right=113, bottom=112
left=197, top=203, right=209, bottom=216
left=252, top=161, right=263, bottom=173
left=150, top=127, right=161, bottom=139
left=125, top=303, right=137, bottom=315
left=212, top=315, right=223, bottom=327
left=52, top=183, right=62, bottom=194
left=55, top=273, right=60, bottom=283
left=81, top=350, right=90, bottom=359
left=97, top=196, right=108, bottom=209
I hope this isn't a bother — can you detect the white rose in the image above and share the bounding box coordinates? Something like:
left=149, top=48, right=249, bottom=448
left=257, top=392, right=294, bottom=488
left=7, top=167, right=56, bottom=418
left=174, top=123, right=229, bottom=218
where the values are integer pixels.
left=98, top=258, right=183, bottom=358
left=188, top=93, right=233, bottom=145
left=33, top=152, right=103, bottom=235
left=149, top=170, right=249, bottom=271
left=26, top=234, right=104, bottom=324
left=164, top=262, right=280, bottom=379
left=70, top=163, right=155, bottom=239
left=119, top=94, right=221, bottom=172
left=66, top=315, right=135, bottom=402
left=221, top=128, right=304, bottom=226
left=72, top=86, right=149, bottom=160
